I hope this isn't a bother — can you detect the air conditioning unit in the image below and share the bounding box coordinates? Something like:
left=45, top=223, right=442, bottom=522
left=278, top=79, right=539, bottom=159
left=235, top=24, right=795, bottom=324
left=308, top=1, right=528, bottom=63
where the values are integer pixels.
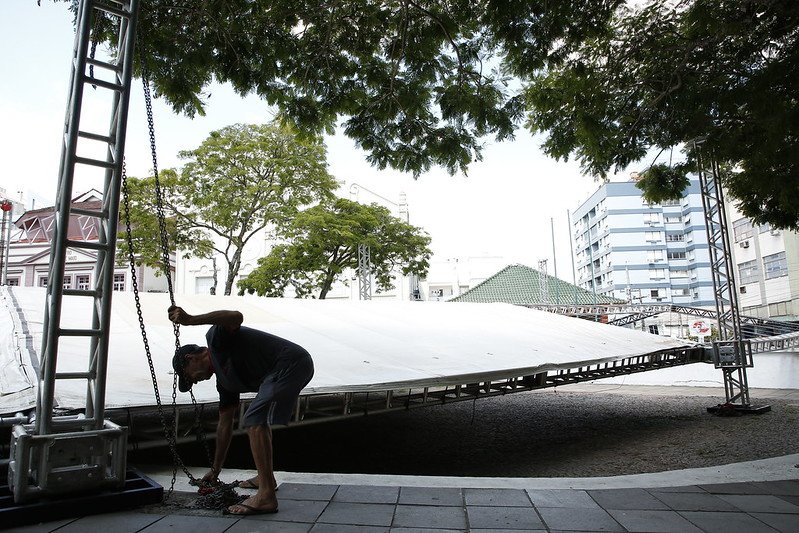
left=739, top=240, right=750, bottom=248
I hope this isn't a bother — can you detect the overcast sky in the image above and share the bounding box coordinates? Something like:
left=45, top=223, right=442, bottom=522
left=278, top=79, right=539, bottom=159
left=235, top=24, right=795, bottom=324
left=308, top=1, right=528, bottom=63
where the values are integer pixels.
left=1, top=1, right=624, bottom=281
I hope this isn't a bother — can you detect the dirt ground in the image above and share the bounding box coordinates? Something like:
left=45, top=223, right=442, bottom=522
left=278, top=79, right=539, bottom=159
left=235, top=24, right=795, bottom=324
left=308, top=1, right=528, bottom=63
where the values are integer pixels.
left=164, top=387, right=799, bottom=478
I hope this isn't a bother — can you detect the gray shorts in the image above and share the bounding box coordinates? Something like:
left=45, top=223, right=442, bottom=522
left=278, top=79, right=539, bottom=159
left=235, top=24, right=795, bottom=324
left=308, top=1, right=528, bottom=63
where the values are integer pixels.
left=241, top=352, right=314, bottom=427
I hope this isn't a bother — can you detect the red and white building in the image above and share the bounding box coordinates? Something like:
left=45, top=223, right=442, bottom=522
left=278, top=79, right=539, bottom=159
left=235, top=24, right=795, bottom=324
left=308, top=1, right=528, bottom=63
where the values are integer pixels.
left=3, top=190, right=170, bottom=293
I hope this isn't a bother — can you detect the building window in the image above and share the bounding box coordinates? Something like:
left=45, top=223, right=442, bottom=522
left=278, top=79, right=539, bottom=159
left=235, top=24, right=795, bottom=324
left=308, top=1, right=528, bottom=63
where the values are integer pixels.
left=38, top=276, right=48, bottom=288
left=667, top=251, right=687, bottom=260
left=648, top=325, right=660, bottom=334
left=764, top=252, right=788, bottom=279
left=647, top=250, right=664, bottom=262
left=666, top=233, right=685, bottom=242
left=758, top=222, right=771, bottom=234
left=63, top=276, right=72, bottom=289
left=643, top=212, right=661, bottom=225
left=664, top=215, right=682, bottom=224
left=112, top=273, right=126, bottom=291
left=768, top=301, right=789, bottom=317
left=7, top=278, right=20, bottom=286
left=740, top=286, right=747, bottom=294
left=650, top=289, right=660, bottom=298
left=76, top=275, right=91, bottom=290
left=649, top=269, right=665, bottom=280
left=662, top=199, right=682, bottom=207
left=674, top=288, right=690, bottom=296
left=738, top=260, right=759, bottom=285
left=645, top=231, right=662, bottom=242
left=671, top=269, right=689, bottom=278
left=732, top=218, right=753, bottom=241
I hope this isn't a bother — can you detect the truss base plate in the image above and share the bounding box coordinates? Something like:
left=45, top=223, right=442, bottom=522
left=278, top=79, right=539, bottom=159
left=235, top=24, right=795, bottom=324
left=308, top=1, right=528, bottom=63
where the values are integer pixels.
left=0, top=467, right=163, bottom=529
left=707, top=403, right=772, bottom=416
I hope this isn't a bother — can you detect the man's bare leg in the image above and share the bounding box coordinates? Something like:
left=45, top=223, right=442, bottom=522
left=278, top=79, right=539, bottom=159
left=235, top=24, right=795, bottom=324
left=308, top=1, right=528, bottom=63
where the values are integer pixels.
left=238, top=426, right=278, bottom=489
left=227, top=424, right=278, bottom=514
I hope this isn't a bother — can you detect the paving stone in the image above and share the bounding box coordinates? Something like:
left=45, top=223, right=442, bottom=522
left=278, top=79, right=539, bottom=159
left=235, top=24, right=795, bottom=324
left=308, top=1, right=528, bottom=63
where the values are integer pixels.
left=777, top=495, right=799, bottom=506
left=240, top=499, right=327, bottom=523
left=607, top=509, right=703, bottom=532
left=750, top=512, right=799, bottom=532
left=717, top=494, right=799, bottom=514
left=311, top=525, right=389, bottom=533
left=525, top=489, right=600, bottom=509
left=645, top=485, right=706, bottom=493
left=587, top=488, right=670, bottom=510
left=464, top=488, right=531, bottom=507
left=333, top=485, right=399, bottom=504
left=139, top=514, right=238, bottom=532
left=469, top=530, right=545, bottom=533
left=537, top=507, right=624, bottom=532
left=467, top=506, right=545, bottom=530
left=228, top=520, right=312, bottom=532
left=392, top=504, right=467, bottom=529
left=679, top=511, right=780, bottom=533
left=699, top=482, right=771, bottom=495
left=390, top=528, right=465, bottom=533
left=753, top=480, right=799, bottom=497
left=649, top=490, right=739, bottom=511
left=316, top=502, right=395, bottom=527
left=56, top=511, right=164, bottom=532
left=398, top=486, right=463, bottom=506
left=278, top=483, right=339, bottom=501
left=4, top=518, right=80, bottom=533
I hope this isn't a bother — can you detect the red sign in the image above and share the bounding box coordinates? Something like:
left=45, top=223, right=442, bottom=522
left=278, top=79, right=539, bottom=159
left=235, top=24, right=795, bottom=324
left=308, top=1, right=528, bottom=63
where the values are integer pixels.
left=0, top=201, right=12, bottom=212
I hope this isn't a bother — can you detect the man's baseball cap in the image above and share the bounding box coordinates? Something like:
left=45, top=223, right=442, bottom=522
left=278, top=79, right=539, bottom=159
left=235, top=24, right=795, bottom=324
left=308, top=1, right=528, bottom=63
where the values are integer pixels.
left=173, top=344, right=202, bottom=392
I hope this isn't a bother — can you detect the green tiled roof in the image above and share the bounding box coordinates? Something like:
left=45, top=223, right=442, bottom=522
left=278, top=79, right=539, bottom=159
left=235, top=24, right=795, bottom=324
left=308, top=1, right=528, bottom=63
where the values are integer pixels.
left=449, top=264, right=622, bottom=305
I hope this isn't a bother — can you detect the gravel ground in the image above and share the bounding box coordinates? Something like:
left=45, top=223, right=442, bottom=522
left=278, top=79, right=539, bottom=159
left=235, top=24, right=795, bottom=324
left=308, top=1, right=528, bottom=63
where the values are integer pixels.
left=137, top=388, right=799, bottom=478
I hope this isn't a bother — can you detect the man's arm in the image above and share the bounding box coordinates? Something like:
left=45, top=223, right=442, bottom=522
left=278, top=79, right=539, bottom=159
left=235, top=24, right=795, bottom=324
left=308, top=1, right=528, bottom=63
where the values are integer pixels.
left=203, top=403, right=237, bottom=482
left=168, top=305, right=243, bottom=333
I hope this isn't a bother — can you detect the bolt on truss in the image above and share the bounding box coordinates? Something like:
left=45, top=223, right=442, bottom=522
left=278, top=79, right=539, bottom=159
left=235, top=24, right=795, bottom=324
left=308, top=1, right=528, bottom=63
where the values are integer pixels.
left=8, top=0, right=139, bottom=503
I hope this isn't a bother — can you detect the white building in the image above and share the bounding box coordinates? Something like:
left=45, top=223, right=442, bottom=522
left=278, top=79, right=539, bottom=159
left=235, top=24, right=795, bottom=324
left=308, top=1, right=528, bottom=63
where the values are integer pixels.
left=727, top=203, right=799, bottom=321
left=572, top=176, right=715, bottom=308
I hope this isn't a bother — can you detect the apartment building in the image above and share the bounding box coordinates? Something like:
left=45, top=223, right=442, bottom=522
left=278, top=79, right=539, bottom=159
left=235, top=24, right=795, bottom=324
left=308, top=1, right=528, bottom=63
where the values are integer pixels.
left=572, top=177, right=715, bottom=308
left=727, top=203, right=799, bottom=321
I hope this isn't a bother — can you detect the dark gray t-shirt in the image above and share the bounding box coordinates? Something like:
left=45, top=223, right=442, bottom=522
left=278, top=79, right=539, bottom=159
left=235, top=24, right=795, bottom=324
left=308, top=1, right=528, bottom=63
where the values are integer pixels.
left=206, top=324, right=310, bottom=407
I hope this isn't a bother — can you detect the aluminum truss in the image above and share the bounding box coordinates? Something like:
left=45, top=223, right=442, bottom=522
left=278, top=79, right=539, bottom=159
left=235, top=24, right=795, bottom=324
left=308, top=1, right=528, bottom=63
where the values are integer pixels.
left=357, top=243, right=372, bottom=300
left=8, top=0, right=139, bottom=502
left=695, top=147, right=759, bottom=410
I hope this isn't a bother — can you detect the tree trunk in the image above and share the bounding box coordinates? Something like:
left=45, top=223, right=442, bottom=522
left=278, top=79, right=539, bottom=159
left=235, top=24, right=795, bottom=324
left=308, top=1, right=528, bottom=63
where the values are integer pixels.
left=224, top=248, right=242, bottom=296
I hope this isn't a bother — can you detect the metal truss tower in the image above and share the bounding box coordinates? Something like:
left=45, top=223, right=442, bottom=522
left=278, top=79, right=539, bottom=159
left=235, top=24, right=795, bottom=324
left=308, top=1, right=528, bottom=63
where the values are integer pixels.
left=696, top=146, right=765, bottom=413
left=358, top=244, right=372, bottom=300
left=8, top=0, right=140, bottom=502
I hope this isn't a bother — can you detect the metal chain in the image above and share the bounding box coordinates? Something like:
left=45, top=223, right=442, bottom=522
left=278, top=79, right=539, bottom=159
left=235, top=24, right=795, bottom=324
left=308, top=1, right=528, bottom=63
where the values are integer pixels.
left=121, top=162, right=195, bottom=497
left=140, top=73, right=214, bottom=467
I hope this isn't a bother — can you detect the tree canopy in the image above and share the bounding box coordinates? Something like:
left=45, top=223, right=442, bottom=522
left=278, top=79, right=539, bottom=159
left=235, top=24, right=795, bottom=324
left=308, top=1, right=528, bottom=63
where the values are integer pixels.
left=65, top=0, right=799, bottom=227
left=74, top=0, right=620, bottom=175
left=120, top=122, right=337, bottom=295
left=525, top=0, right=799, bottom=229
left=238, top=198, right=432, bottom=299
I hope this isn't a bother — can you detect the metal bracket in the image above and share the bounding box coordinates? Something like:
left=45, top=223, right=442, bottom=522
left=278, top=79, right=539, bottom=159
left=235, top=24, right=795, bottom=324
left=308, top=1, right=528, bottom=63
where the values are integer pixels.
left=8, top=420, right=127, bottom=503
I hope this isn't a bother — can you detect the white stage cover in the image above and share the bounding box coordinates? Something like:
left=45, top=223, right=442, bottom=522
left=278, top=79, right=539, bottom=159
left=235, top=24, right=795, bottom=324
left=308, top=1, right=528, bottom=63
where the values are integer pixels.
left=0, top=286, right=694, bottom=414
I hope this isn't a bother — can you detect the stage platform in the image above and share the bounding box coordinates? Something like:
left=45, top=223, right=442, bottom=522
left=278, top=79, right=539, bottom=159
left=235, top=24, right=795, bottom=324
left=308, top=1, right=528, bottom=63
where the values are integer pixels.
left=0, top=287, right=707, bottom=445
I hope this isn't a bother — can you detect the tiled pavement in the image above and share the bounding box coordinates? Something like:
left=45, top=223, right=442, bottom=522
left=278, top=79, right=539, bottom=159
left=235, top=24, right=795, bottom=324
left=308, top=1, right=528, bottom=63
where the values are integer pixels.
left=9, top=478, right=799, bottom=532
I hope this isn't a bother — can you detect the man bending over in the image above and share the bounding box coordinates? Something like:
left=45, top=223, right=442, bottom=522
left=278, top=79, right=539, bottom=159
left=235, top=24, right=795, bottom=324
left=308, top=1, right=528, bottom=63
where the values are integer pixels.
left=169, top=305, right=314, bottom=515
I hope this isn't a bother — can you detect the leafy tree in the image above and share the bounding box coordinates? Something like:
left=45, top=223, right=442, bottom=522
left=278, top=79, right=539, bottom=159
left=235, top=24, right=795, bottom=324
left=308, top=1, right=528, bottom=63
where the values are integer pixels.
left=525, top=0, right=799, bottom=229
left=121, top=123, right=337, bottom=295
left=65, top=0, right=619, bottom=175
left=118, top=171, right=213, bottom=272
left=238, top=198, right=432, bottom=299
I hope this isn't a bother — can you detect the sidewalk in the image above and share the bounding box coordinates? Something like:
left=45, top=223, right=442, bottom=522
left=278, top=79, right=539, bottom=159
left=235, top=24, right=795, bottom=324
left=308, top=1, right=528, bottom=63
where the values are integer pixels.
left=9, top=454, right=799, bottom=532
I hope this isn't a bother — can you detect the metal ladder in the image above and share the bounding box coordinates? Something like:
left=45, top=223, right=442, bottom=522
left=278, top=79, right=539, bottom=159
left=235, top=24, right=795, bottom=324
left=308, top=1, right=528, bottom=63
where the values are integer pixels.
left=8, top=0, right=140, bottom=502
